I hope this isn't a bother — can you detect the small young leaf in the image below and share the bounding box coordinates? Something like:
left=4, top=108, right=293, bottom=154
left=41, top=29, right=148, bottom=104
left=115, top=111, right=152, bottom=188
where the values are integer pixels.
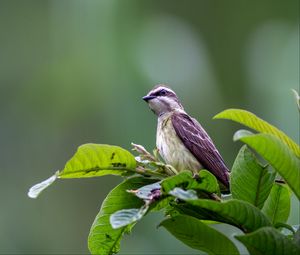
left=88, top=177, right=157, bottom=255
left=231, top=145, right=275, bottom=208
left=173, top=198, right=272, bottom=233
left=110, top=205, right=148, bottom=229
left=59, top=144, right=136, bottom=178
left=214, top=108, right=300, bottom=157
left=233, top=131, right=300, bottom=200
left=235, top=227, right=300, bottom=255
left=262, top=183, right=291, bottom=225
left=128, top=181, right=161, bottom=201
left=160, top=215, right=239, bottom=255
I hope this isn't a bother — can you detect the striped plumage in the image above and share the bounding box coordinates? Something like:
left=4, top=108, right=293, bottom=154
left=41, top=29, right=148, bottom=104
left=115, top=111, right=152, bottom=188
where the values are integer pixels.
left=143, top=85, right=230, bottom=189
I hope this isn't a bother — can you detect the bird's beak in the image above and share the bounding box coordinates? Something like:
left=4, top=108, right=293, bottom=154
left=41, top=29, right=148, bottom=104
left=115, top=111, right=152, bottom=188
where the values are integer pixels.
left=142, top=95, right=156, bottom=102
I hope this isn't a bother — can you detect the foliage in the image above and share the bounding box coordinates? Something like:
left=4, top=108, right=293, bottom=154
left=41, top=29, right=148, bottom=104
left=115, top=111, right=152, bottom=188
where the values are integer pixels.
left=28, top=92, right=300, bottom=255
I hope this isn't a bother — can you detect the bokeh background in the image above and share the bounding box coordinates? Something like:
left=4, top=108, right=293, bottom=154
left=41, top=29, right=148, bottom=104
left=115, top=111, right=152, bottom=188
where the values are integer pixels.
left=0, top=0, right=299, bottom=254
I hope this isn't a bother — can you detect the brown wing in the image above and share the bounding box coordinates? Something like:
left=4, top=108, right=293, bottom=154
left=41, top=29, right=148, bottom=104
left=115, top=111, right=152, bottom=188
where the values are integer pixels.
left=171, top=112, right=229, bottom=189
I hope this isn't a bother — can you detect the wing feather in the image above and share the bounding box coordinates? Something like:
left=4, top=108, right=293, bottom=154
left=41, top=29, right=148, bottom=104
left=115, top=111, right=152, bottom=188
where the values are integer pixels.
left=171, top=112, right=229, bottom=188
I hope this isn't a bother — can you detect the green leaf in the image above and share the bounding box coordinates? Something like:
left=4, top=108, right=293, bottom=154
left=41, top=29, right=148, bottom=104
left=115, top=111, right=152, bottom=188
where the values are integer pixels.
left=231, top=145, right=275, bottom=208
left=262, top=183, right=291, bottom=225
left=110, top=206, right=148, bottom=229
left=88, top=177, right=157, bottom=255
left=161, top=170, right=220, bottom=195
left=59, top=144, right=136, bottom=178
left=172, top=198, right=271, bottom=233
left=169, top=188, right=198, bottom=200
left=27, top=144, right=137, bottom=198
left=234, top=130, right=300, bottom=200
left=149, top=197, right=174, bottom=212
left=160, top=215, right=239, bottom=255
left=214, top=108, right=300, bottom=158
left=274, top=222, right=296, bottom=235
left=235, top=227, right=300, bottom=255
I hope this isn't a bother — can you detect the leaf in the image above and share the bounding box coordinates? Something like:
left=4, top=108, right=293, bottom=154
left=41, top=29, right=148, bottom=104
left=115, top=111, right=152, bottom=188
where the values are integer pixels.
left=110, top=206, right=148, bottom=229
left=27, top=144, right=137, bottom=199
left=214, top=108, right=300, bottom=158
left=231, top=145, right=275, bottom=208
left=294, top=226, right=300, bottom=247
left=161, top=171, right=192, bottom=193
left=149, top=197, right=174, bottom=212
left=127, top=181, right=161, bottom=201
left=160, top=215, right=239, bottom=255
left=189, top=170, right=220, bottom=195
left=262, top=183, right=291, bottom=225
left=128, top=181, right=172, bottom=212
left=234, top=130, right=300, bottom=200
left=169, top=188, right=198, bottom=200
left=27, top=171, right=59, bottom=198
left=235, top=227, right=300, bottom=255
left=109, top=181, right=164, bottom=229
left=291, top=89, right=300, bottom=111
left=171, top=198, right=271, bottom=233
left=88, top=177, right=157, bottom=255
left=59, top=144, right=136, bottom=178
left=161, top=170, right=220, bottom=195
left=274, top=222, right=296, bottom=235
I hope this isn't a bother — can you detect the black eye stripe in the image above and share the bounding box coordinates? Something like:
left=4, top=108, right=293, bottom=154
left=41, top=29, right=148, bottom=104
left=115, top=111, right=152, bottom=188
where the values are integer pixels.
left=160, top=89, right=167, bottom=95
left=156, top=89, right=168, bottom=96
left=149, top=87, right=176, bottom=97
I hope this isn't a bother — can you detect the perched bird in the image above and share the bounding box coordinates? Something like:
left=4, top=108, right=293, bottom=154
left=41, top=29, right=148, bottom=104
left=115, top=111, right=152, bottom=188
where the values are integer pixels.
left=143, top=84, right=230, bottom=189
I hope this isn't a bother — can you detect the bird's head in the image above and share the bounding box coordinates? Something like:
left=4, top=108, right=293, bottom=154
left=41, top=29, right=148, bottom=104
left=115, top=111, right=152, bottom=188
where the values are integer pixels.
left=143, top=85, right=183, bottom=116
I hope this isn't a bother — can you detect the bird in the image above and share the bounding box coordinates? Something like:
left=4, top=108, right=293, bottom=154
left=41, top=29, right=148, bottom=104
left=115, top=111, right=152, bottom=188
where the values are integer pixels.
left=142, top=84, right=230, bottom=189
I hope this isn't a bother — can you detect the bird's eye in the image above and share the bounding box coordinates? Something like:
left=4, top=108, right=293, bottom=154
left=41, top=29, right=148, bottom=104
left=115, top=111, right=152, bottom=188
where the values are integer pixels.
left=159, top=89, right=167, bottom=96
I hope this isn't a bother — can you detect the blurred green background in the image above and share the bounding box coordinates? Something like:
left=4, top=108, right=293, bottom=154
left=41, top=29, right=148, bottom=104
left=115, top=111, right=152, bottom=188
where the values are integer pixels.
left=0, top=0, right=299, bottom=254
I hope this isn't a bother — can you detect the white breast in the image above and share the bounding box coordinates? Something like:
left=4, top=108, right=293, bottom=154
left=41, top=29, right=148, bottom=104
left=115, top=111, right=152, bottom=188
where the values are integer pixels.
left=156, top=113, right=202, bottom=174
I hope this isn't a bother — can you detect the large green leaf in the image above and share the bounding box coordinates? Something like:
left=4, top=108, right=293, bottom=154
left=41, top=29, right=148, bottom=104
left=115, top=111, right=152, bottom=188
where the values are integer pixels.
left=59, top=144, right=136, bottom=178
left=235, top=227, right=300, bottom=255
left=214, top=109, right=300, bottom=157
left=28, top=144, right=137, bottom=198
left=171, top=198, right=271, bottom=233
left=234, top=130, right=300, bottom=200
left=231, top=145, right=275, bottom=208
left=88, top=177, right=157, bottom=255
left=262, top=183, right=291, bottom=225
left=161, top=170, right=220, bottom=195
left=160, top=215, right=239, bottom=255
